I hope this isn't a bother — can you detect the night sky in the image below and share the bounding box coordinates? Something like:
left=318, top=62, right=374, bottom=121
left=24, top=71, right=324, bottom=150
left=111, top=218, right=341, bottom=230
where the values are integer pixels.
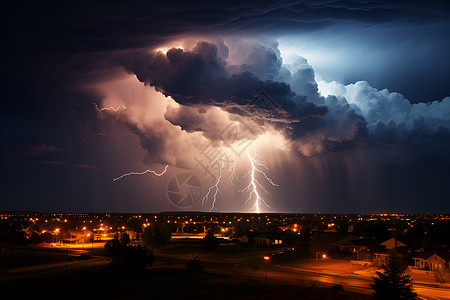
left=1, top=0, right=449, bottom=213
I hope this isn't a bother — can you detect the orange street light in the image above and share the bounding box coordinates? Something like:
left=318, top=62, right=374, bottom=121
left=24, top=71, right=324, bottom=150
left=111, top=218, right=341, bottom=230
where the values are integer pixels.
left=322, top=254, right=327, bottom=259
left=264, top=256, right=270, bottom=282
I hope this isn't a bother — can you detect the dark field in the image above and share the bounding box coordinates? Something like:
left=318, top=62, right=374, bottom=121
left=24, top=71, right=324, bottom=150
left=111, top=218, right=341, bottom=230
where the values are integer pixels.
left=0, top=240, right=375, bottom=299
left=1, top=260, right=372, bottom=300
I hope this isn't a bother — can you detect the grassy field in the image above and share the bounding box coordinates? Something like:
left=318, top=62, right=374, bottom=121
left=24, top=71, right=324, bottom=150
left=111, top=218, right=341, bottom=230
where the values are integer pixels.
left=0, top=246, right=70, bottom=269
left=0, top=243, right=108, bottom=270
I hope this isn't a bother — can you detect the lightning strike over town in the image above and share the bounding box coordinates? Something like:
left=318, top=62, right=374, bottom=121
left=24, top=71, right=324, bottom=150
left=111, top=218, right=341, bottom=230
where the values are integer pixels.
left=1, top=1, right=450, bottom=299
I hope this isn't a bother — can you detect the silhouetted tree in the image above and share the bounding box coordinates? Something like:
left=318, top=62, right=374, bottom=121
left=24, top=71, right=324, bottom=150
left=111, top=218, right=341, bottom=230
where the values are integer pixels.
left=120, top=232, right=130, bottom=245
left=353, top=221, right=389, bottom=241
left=40, top=232, right=53, bottom=243
left=28, top=232, right=41, bottom=244
left=11, top=230, right=28, bottom=245
left=371, top=254, right=417, bottom=300
left=104, top=233, right=152, bottom=272
left=202, top=231, right=219, bottom=250
left=337, top=218, right=349, bottom=235
left=143, top=223, right=171, bottom=249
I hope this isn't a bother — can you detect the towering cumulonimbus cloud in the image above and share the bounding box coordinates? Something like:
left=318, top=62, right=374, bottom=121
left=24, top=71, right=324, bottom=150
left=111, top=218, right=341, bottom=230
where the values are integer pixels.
left=113, top=39, right=450, bottom=159
left=318, top=80, right=450, bottom=145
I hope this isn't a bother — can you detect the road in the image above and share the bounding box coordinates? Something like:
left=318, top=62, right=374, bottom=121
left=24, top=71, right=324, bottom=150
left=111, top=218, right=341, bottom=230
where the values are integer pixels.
left=156, top=254, right=450, bottom=300
left=2, top=245, right=448, bottom=299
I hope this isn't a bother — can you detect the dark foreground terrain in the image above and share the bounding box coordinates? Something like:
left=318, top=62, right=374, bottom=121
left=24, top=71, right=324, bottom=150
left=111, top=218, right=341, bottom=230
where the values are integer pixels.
left=1, top=260, right=372, bottom=300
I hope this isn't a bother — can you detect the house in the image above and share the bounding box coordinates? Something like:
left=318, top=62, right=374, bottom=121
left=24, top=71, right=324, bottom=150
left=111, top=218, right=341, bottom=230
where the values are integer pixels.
left=381, top=238, right=405, bottom=250
left=374, top=247, right=412, bottom=267
left=412, top=250, right=450, bottom=271
left=125, top=230, right=138, bottom=240
left=238, top=233, right=256, bottom=244
left=64, top=230, right=92, bottom=243
left=253, top=233, right=283, bottom=246
left=330, top=236, right=375, bottom=259
left=238, top=232, right=283, bottom=246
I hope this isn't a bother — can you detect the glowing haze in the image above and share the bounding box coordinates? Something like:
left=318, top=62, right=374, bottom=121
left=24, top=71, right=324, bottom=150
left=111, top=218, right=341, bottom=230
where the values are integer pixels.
left=1, top=0, right=449, bottom=213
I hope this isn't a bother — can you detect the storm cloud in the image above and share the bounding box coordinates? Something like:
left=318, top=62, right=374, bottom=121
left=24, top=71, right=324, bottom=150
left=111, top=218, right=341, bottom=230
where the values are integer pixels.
left=114, top=39, right=450, bottom=158
left=2, top=0, right=450, bottom=213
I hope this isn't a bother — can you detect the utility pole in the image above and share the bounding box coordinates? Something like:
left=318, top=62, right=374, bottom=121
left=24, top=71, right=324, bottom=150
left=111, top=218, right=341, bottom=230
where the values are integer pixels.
left=65, top=247, right=68, bottom=272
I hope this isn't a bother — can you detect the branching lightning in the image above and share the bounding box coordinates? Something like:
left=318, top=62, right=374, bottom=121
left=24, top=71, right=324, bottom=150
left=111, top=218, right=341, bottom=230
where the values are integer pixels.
left=241, top=148, right=278, bottom=213
left=228, top=152, right=238, bottom=183
left=202, top=156, right=225, bottom=211
left=113, top=165, right=168, bottom=181
left=201, top=147, right=277, bottom=213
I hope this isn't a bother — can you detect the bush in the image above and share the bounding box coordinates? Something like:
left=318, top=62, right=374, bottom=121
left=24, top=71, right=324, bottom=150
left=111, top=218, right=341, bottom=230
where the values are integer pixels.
left=434, top=268, right=448, bottom=284
left=186, top=257, right=204, bottom=273
left=331, top=284, right=344, bottom=291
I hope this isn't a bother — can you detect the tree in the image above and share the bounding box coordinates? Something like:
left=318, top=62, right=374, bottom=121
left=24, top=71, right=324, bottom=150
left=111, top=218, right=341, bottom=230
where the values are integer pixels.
left=353, top=221, right=389, bottom=241
left=337, top=218, right=350, bottom=235
left=11, top=230, right=28, bottom=246
left=143, top=223, right=171, bottom=249
left=202, top=231, right=219, bottom=250
left=104, top=233, right=152, bottom=272
left=28, top=232, right=41, bottom=244
left=120, top=232, right=130, bottom=245
left=371, top=254, right=417, bottom=300
left=40, top=232, right=53, bottom=243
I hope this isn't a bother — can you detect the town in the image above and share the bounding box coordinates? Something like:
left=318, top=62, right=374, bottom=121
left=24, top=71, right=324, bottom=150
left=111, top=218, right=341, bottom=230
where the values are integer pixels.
left=1, top=212, right=449, bottom=299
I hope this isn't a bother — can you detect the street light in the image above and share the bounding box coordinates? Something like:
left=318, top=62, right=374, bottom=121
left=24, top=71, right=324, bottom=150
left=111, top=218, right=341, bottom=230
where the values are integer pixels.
left=316, top=252, right=327, bottom=262
left=264, top=256, right=270, bottom=282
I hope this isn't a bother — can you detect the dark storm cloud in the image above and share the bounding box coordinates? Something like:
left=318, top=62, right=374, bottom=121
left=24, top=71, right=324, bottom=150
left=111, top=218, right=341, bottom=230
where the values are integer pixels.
left=115, top=37, right=450, bottom=157
left=20, top=159, right=101, bottom=171
left=116, top=41, right=327, bottom=125
left=20, top=144, right=63, bottom=157
left=1, top=144, right=101, bottom=171
left=5, top=0, right=449, bottom=59
left=112, top=39, right=378, bottom=157
left=5, top=0, right=448, bottom=101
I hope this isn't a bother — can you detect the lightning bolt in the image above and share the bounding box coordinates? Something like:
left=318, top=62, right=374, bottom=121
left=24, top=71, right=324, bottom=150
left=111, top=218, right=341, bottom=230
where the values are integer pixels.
left=113, top=165, right=169, bottom=181
left=91, top=103, right=127, bottom=112
left=67, top=100, right=127, bottom=112
left=202, top=156, right=225, bottom=211
left=228, top=152, right=238, bottom=183
left=241, top=148, right=278, bottom=213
